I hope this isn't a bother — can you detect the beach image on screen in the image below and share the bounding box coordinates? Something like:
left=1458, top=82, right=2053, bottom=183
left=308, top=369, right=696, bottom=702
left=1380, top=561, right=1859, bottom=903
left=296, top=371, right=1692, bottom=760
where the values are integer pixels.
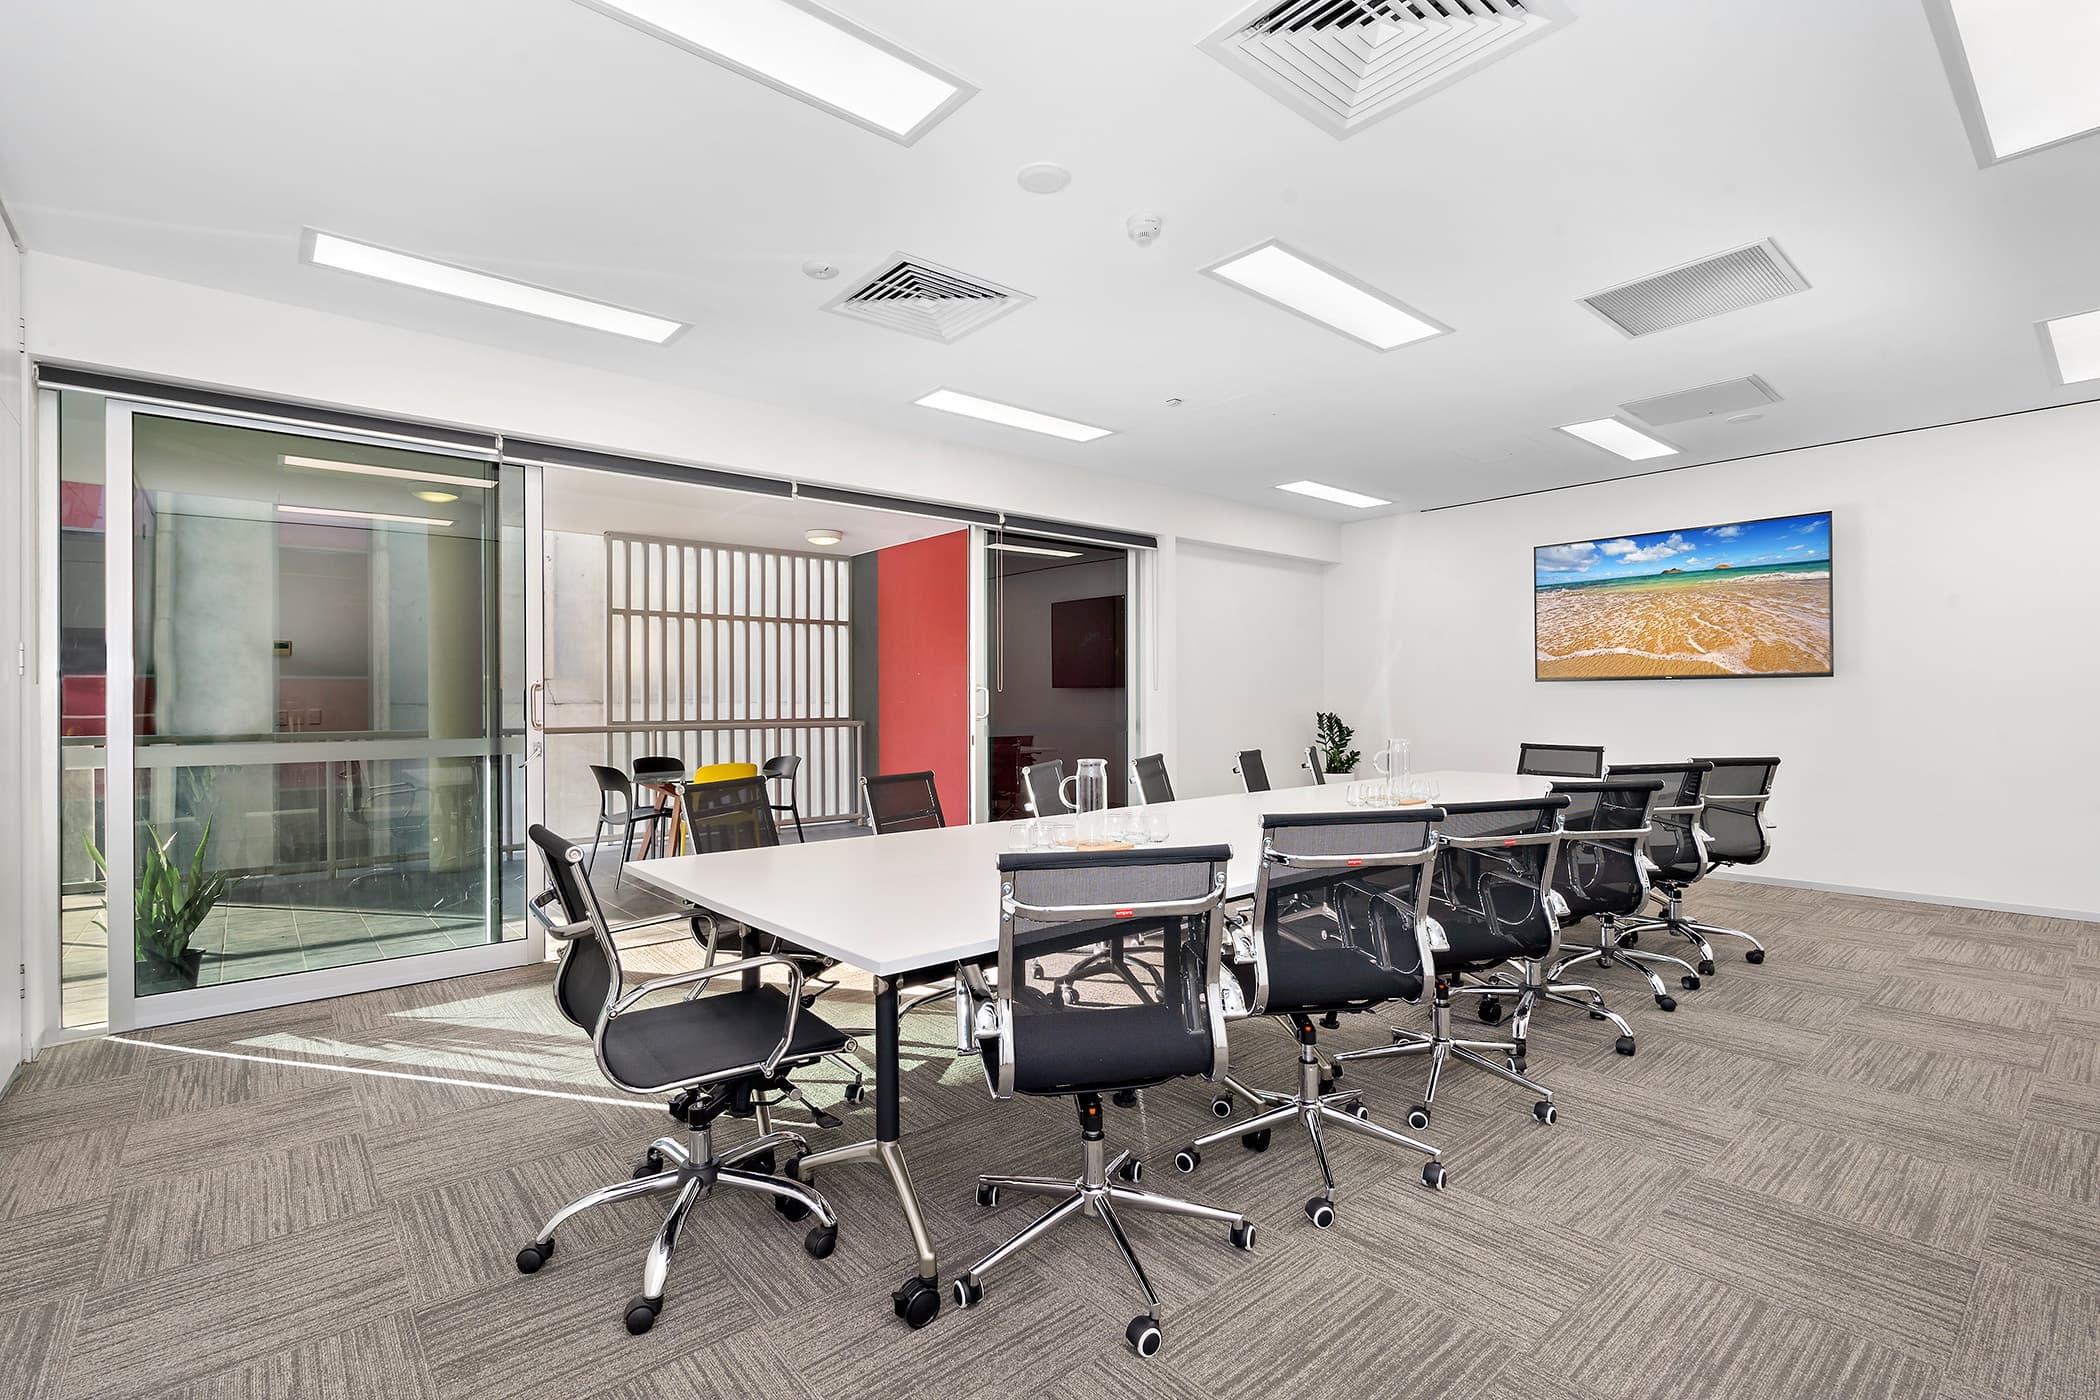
left=1534, top=512, right=1832, bottom=679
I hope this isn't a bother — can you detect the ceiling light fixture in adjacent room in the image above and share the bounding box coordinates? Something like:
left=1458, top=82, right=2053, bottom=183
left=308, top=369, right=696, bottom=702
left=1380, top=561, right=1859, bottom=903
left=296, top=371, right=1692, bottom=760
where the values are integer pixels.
left=279, top=504, right=452, bottom=527
left=302, top=230, right=686, bottom=343
left=988, top=541, right=1081, bottom=559
left=570, top=0, right=975, bottom=144
left=804, top=528, right=845, bottom=546
left=1557, top=418, right=1680, bottom=462
left=281, top=453, right=495, bottom=489
left=1203, top=241, right=1450, bottom=352
left=413, top=490, right=461, bottom=503
left=1276, top=480, right=1391, bottom=509
left=1927, top=1, right=2100, bottom=163
left=2042, top=307, right=2100, bottom=384
left=913, top=389, right=1115, bottom=443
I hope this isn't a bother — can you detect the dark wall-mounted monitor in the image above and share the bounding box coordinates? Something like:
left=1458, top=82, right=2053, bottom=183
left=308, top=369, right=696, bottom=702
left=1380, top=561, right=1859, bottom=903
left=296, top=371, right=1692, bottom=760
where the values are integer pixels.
left=1534, top=510, right=1833, bottom=681
left=1051, top=595, right=1126, bottom=688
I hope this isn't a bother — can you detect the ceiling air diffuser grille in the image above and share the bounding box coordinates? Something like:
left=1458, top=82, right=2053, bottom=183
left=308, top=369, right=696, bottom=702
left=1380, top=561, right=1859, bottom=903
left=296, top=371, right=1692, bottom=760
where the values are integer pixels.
left=1201, top=0, right=1574, bottom=139
left=1582, top=240, right=1810, bottom=338
left=823, top=255, right=1031, bottom=344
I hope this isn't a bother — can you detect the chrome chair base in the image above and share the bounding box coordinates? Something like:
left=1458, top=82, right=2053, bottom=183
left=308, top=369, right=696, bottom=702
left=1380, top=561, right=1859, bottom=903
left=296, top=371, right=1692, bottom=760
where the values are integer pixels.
left=1180, top=1018, right=1445, bottom=1216
left=516, top=1117, right=837, bottom=1335
left=1618, top=893, right=1769, bottom=974
left=1331, top=991, right=1559, bottom=1126
left=1467, top=958, right=1639, bottom=1055
left=1552, top=913, right=1706, bottom=1011
left=954, top=1100, right=1255, bottom=1356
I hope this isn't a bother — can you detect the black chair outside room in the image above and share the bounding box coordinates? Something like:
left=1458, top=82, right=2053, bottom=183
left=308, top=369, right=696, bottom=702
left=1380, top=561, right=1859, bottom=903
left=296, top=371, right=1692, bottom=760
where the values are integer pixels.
left=588, top=764, right=673, bottom=887
left=761, top=754, right=806, bottom=841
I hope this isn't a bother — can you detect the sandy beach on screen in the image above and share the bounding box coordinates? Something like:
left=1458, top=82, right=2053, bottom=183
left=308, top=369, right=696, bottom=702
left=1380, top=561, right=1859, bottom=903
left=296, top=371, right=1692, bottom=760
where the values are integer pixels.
left=1535, top=572, right=1831, bottom=679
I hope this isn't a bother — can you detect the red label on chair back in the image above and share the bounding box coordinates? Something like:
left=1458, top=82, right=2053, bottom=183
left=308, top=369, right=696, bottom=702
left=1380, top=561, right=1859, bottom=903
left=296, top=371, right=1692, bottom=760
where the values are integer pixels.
left=1114, top=908, right=1134, bottom=918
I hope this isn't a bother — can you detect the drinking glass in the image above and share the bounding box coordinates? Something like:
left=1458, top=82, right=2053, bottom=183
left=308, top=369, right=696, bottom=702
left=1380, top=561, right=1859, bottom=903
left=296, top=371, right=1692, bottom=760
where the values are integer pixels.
left=1345, top=781, right=1365, bottom=808
left=1101, top=811, right=1129, bottom=843
left=1048, top=819, right=1076, bottom=848
left=1007, top=819, right=1038, bottom=852
left=1142, top=810, right=1170, bottom=844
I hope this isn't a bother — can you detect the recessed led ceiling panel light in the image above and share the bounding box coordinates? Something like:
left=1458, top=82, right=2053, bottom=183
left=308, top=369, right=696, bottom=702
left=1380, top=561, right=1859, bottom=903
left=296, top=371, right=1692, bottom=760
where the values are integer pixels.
left=987, top=541, right=1081, bottom=558
left=804, top=528, right=845, bottom=546
left=913, top=389, right=1114, bottom=443
left=1557, top=418, right=1679, bottom=462
left=278, top=504, right=453, bottom=527
left=281, top=453, right=494, bottom=489
left=571, top=0, right=975, bottom=144
left=2042, top=307, right=2100, bottom=385
left=1203, top=241, right=1449, bottom=352
left=302, top=230, right=685, bottom=343
left=1928, top=1, right=2100, bottom=162
left=1276, top=480, right=1390, bottom=509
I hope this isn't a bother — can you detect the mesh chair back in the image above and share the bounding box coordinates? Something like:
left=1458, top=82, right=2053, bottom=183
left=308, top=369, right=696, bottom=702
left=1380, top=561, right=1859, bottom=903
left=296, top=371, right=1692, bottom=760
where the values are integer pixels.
left=990, top=846, right=1230, bottom=1096
left=1236, top=749, right=1271, bottom=793
left=1692, top=756, right=1779, bottom=865
left=1022, top=760, right=1072, bottom=816
left=632, top=755, right=685, bottom=782
left=1428, top=797, right=1568, bottom=964
left=529, top=824, right=623, bottom=1031
left=1304, top=746, right=1327, bottom=786
left=1132, top=753, right=1176, bottom=805
left=680, top=776, right=779, bottom=854
left=1518, top=743, right=1605, bottom=779
left=862, top=771, right=946, bottom=833
left=1606, top=762, right=1713, bottom=883
left=1246, top=810, right=1441, bottom=1015
left=1548, top=779, right=1662, bottom=922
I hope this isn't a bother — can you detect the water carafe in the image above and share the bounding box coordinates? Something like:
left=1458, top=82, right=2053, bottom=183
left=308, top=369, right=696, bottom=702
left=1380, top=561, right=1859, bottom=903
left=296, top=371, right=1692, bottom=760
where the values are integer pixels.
left=1059, top=758, right=1110, bottom=816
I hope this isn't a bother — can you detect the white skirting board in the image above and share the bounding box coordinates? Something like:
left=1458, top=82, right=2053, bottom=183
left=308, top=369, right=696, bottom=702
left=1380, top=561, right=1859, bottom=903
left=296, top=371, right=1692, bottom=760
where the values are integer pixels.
left=1709, top=871, right=2100, bottom=925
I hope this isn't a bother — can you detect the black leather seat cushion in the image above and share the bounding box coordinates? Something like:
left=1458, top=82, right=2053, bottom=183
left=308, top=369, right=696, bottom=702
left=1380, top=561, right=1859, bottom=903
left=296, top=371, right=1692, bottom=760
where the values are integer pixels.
left=986, top=1004, right=1211, bottom=1096
left=1244, top=941, right=1421, bottom=1013
left=601, top=986, right=851, bottom=1090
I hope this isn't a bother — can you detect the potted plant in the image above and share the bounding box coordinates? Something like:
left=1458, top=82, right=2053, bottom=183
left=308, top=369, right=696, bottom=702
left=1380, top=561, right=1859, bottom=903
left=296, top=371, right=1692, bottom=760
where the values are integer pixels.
left=85, top=820, right=227, bottom=996
left=1313, top=712, right=1363, bottom=777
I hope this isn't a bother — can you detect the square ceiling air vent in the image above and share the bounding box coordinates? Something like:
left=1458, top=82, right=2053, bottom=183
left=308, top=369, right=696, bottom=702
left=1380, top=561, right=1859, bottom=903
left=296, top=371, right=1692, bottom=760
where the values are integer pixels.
left=1201, top=0, right=1575, bottom=140
left=1582, top=240, right=1810, bottom=338
left=1622, top=375, right=1782, bottom=427
left=823, top=255, right=1031, bottom=344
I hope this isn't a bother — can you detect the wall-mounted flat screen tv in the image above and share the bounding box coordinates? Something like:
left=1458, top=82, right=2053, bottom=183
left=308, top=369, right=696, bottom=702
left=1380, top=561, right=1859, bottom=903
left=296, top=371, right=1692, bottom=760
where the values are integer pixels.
left=1051, top=595, right=1126, bottom=688
left=1534, top=510, right=1832, bottom=681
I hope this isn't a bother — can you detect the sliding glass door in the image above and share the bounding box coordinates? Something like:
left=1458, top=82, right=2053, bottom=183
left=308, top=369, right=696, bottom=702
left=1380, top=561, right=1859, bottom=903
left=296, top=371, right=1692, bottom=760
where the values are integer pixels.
left=52, top=390, right=540, bottom=1031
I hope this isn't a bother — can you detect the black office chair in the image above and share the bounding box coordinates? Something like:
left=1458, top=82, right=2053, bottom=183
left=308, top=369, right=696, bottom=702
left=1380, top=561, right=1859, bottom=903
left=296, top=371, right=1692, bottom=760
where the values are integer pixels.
left=1600, top=761, right=1722, bottom=994
left=1517, top=743, right=1606, bottom=779
left=953, top=845, right=1255, bottom=1356
left=1331, top=796, right=1569, bottom=1127
left=1176, top=809, right=1449, bottom=1226
left=861, top=771, right=946, bottom=832
left=1470, top=778, right=1664, bottom=1055
left=1303, top=745, right=1326, bottom=785
left=1233, top=749, right=1270, bottom=793
left=1021, top=759, right=1071, bottom=816
left=515, top=825, right=845, bottom=1335
left=1672, top=756, right=1780, bottom=964
left=587, top=764, right=672, bottom=887
left=761, top=754, right=806, bottom=842
left=1130, top=753, right=1175, bottom=805
left=631, top=754, right=687, bottom=857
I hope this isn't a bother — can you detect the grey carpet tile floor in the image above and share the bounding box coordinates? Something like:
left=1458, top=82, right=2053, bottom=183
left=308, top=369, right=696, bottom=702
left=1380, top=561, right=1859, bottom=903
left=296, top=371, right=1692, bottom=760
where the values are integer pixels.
left=5, top=881, right=2098, bottom=1400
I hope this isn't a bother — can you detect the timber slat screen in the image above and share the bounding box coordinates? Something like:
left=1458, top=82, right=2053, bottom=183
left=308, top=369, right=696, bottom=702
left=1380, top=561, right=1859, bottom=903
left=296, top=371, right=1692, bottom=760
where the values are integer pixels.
left=606, top=534, right=860, bottom=821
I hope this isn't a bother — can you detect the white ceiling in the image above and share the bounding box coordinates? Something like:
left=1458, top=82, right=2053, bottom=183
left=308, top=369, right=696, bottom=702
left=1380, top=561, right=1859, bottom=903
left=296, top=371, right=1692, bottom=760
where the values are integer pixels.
left=5, top=0, right=2099, bottom=518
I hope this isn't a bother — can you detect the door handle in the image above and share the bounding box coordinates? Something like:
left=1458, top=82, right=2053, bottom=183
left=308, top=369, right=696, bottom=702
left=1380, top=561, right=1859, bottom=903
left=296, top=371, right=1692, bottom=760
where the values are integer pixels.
left=529, top=680, right=546, bottom=731
left=972, top=684, right=990, bottom=723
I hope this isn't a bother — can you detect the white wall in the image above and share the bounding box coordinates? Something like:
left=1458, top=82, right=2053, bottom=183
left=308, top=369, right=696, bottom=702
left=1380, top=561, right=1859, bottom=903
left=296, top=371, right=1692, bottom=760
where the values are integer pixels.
left=1, top=210, right=28, bottom=1082
left=1324, top=400, right=2100, bottom=918
left=1174, top=541, right=1330, bottom=800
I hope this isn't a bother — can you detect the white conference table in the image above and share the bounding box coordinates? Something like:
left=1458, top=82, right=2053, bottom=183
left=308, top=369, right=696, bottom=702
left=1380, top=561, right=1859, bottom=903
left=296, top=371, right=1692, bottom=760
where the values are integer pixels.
left=627, top=769, right=1554, bottom=1326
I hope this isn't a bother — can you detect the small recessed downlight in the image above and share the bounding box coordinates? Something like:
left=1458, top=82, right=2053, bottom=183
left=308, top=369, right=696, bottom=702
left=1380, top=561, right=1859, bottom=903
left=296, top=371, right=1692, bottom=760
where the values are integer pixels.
left=1017, top=163, right=1072, bottom=194
left=805, top=528, right=845, bottom=547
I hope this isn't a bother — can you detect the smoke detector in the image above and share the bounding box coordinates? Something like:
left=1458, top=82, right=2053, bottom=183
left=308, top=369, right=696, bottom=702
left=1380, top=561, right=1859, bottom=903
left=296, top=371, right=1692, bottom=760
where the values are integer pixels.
left=1127, top=214, right=1163, bottom=247
left=802, top=260, right=840, bottom=280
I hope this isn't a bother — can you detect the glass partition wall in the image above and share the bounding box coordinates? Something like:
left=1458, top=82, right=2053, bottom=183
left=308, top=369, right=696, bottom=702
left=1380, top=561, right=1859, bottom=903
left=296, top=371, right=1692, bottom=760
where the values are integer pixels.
left=53, top=390, right=536, bottom=1031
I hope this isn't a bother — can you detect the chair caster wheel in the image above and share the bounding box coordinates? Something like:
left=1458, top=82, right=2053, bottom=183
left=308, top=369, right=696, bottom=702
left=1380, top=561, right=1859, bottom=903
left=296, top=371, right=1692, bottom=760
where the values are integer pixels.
left=1698, top=959, right=1716, bottom=976
left=1240, top=1128, right=1271, bottom=1153
left=1209, top=1095, right=1234, bottom=1119
left=1745, top=949, right=1766, bottom=964
left=1318, top=1078, right=1336, bottom=1098
left=1127, top=1315, right=1163, bottom=1357
left=804, top=1224, right=837, bottom=1259
left=1304, top=1197, right=1335, bottom=1229
left=1681, top=975, right=1701, bottom=991
left=1509, top=1055, right=1528, bottom=1075
left=1587, top=1008, right=1607, bottom=1021
left=1320, top=1012, right=1341, bottom=1029
left=1115, top=1157, right=1143, bottom=1183
left=975, top=1183, right=999, bottom=1208
left=632, top=1150, right=665, bottom=1179
left=1623, top=931, right=1638, bottom=946
left=624, top=1295, right=660, bottom=1335
left=784, top=1155, right=809, bottom=1185
left=1174, top=1146, right=1201, bottom=1173
left=515, top=1239, right=553, bottom=1274
left=1112, top=1088, right=1140, bottom=1108
left=1422, top=1161, right=1446, bottom=1191
left=1350, top=1102, right=1371, bottom=1120
left=1656, top=995, right=1678, bottom=1012
left=773, top=1192, right=812, bottom=1223
left=1615, top=1035, right=1636, bottom=1056
left=953, top=1275, right=983, bottom=1309
left=1477, top=997, right=1503, bottom=1025
left=745, top=1150, right=776, bottom=1178
left=1534, top=1100, right=1557, bottom=1125
left=1407, top=1105, right=1431, bottom=1130
left=892, top=1275, right=940, bottom=1329
left=843, top=1082, right=866, bottom=1104
left=1230, top=1220, right=1258, bottom=1250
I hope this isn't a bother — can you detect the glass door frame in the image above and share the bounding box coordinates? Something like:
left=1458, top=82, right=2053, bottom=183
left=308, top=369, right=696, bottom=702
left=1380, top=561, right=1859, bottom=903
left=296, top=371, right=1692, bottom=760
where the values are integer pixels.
left=86, top=395, right=544, bottom=1034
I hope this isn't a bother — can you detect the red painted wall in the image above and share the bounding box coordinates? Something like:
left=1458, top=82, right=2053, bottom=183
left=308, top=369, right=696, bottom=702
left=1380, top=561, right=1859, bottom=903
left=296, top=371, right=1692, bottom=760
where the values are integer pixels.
left=876, top=531, right=971, bottom=824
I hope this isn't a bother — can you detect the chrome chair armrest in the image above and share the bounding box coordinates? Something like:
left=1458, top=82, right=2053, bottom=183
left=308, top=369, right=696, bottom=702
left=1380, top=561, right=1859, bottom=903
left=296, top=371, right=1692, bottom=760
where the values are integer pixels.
left=529, top=888, right=595, bottom=942
left=607, top=953, right=808, bottom=1078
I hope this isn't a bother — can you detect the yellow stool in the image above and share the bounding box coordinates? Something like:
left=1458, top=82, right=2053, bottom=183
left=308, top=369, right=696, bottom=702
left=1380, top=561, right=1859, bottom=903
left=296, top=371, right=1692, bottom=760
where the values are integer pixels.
left=692, top=762, right=760, bottom=783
